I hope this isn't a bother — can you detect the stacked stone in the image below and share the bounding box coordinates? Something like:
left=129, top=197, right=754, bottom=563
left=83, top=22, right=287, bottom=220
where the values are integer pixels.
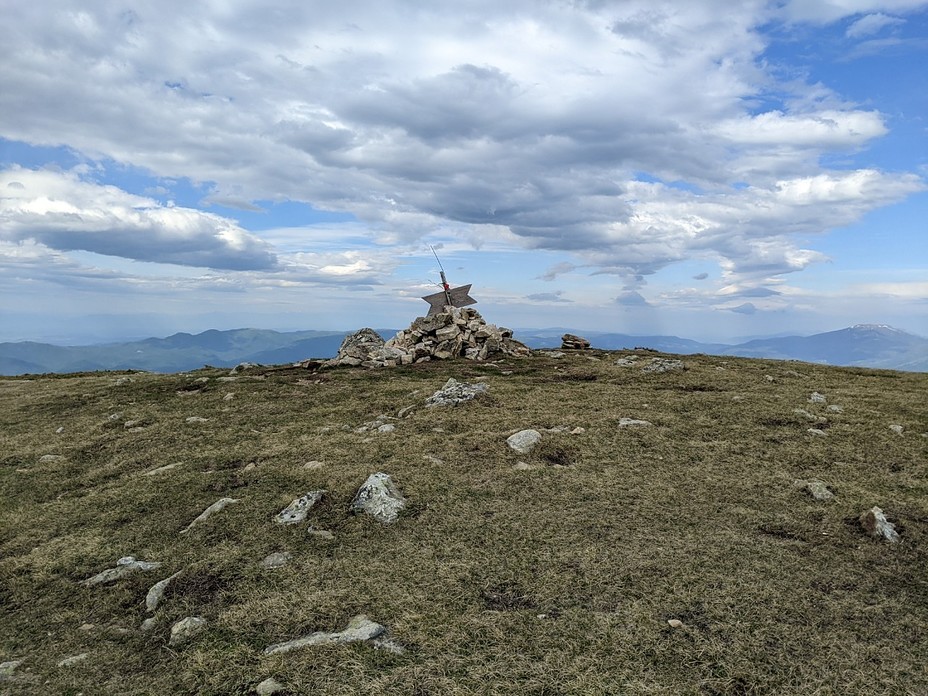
left=325, top=307, right=529, bottom=368
left=561, top=333, right=591, bottom=350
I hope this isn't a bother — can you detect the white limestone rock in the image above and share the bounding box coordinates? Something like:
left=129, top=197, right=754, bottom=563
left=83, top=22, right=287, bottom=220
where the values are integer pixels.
left=889, top=424, right=904, bottom=435
left=261, top=552, right=292, bottom=569
left=425, top=378, right=488, bottom=407
left=506, top=429, right=542, bottom=454
left=809, top=392, right=827, bottom=403
left=275, top=491, right=325, bottom=525
left=264, top=615, right=389, bottom=655
left=807, top=428, right=827, bottom=437
left=256, top=677, right=287, bottom=695
left=180, top=497, right=239, bottom=534
left=80, top=556, right=162, bottom=587
left=169, top=616, right=207, bottom=646
left=351, top=473, right=406, bottom=524
left=641, top=358, right=683, bottom=373
left=57, top=653, right=89, bottom=667
left=800, top=480, right=834, bottom=501
left=618, top=418, right=652, bottom=427
left=145, top=570, right=182, bottom=612
left=859, top=506, right=900, bottom=542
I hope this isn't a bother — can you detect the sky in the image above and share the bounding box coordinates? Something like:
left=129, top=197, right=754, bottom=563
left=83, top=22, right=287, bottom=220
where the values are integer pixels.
left=1, top=0, right=926, bottom=345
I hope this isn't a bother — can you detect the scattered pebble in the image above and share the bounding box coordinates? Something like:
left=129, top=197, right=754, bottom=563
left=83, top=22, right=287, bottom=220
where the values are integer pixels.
left=185, top=416, right=209, bottom=423
left=809, top=392, right=826, bottom=403
left=303, top=461, right=324, bottom=470
left=307, top=527, right=335, bottom=540
left=79, top=623, right=94, bottom=631
left=827, top=405, right=844, bottom=413
left=115, top=377, right=133, bottom=386
left=807, top=428, right=827, bottom=437
left=243, top=462, right=256, bottom=472
left=799, top=479, right=834, bottom=501
left=423, top=455, right=444, bottom=466
left=55, top=427, right=64, bottom=434
left=140, top=618, right=157, bottom=632
left=889, top=424, right=904, bottom=435
left=38, top=454, right=64, bottom=463
left=667, top=619, right=684, bottom=629
left=377, top=423, right=396, bottom=433
left=513, top=462, right=535, bottom=471
left=223, top=393, right=235, bottom=401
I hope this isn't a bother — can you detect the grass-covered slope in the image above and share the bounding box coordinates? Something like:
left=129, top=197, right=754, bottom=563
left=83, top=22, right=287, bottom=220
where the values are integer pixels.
left=1, top=351, right=926, bottom=694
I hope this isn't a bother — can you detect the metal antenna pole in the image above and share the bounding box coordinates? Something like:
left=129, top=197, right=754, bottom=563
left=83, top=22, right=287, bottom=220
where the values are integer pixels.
left=430, top=245, right=453, bottom=308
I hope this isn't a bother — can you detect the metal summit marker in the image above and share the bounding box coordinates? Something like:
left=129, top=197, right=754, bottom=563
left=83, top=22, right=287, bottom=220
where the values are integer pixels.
left=421, top=247, right=477, bottom=317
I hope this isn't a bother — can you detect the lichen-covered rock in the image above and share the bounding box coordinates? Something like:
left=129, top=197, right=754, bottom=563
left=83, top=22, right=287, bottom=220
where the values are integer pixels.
left=256, top=677, right=287, bottom=695
left=351, top=473, right=406, bottom=524
left=264, top=615, right=391, bottom=655
left=80, top=557, right=162, bottom=587
left=274, top=491, right=325, bottom=525
left=169, top=616, right=207, bottom=646
left=800, top=480, right=834, bottom=501
left=506, top=429, right=542, bottom=454
left=425, top=378, right=488, bottom=407
left=145, top=570, right=182, bottom=612
left=261, top=552, right=292, bottom=569
left=641, top=358, right=684, bottom=373
left=180, top=497, right=239, bottom=534
left=859, top=506, right=900, bottom=542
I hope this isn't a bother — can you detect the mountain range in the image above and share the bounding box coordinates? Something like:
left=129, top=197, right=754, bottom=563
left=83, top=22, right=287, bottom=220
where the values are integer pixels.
left=0, top=324, right=925, bottom=375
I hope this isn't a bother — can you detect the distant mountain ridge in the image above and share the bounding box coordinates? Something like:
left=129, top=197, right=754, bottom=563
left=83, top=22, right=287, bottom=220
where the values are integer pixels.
left=1, top=324, right=925, bottom=375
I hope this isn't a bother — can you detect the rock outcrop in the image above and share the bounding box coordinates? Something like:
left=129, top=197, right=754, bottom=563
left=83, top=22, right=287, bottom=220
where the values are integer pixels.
left=561, top=334, right=591, bottom=350
left=325, top=308, right=528, bottom=368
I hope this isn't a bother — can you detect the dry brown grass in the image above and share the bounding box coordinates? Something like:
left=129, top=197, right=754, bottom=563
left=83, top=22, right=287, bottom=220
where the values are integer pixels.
left=1, top=351, right=926, bottom=694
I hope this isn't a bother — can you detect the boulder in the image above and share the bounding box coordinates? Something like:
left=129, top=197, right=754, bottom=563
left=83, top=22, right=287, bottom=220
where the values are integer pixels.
left=351, top=473, right=406, bottom=524
left=859, top=506, right=900, bottom=542
left=507, top=429, right=542, bottom=454
left=561, top=334, right=591, bottom=350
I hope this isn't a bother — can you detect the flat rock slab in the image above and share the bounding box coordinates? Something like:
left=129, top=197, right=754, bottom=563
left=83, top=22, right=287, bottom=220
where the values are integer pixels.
left=57, top=653, right=89, bottom=668
left=641, top=358, right=683, bottom=373
left=261, top=552, right=292, bottom=569
left=507, top=429, right=542, bottom=454
left=425, top=378, right=488, bottom=406
left=351, top=473, right=406, bottom=524
left=80, top=556, right=162, bottom=587
left=180, top=497, right=238, bottom=534
left=264, top=615, right=386, bottom=655
left=275, top=491, right=325, bottom=525
left=618, top=418, right=652, bottom=427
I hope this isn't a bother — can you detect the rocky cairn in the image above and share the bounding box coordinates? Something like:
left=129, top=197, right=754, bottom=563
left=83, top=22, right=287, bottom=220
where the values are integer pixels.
left=325, top=307, right=529, bottom=368
left=560, top=333, right=591, bottom=350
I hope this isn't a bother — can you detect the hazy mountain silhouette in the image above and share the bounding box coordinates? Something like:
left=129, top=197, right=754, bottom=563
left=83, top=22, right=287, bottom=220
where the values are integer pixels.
left=1, top=324, right=925, bottom=375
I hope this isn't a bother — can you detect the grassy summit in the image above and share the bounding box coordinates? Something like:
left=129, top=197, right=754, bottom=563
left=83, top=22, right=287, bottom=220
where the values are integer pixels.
left=1, top=350, right=926, bottom=694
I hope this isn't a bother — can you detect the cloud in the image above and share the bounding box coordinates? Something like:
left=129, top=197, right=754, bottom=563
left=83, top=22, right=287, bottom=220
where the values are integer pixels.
left=729, top=302, right=758, bottom=314
left=0, top=167, right=277, bottom=270
left=0, top=0, right=924, bottom=298
left=615, top=290, right=650, bottom=307
left=538, top=262, right=578, bottom=281
left=526, top=291, right=571, bottom=303
left=693, top=272, right=709, bottom=280
left=846, top=12, right=906, bottom=37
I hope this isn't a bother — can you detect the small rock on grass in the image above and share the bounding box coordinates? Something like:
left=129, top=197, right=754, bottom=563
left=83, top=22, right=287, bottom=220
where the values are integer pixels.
left=256, top=677, right=287, bottom=695
left=275, top=491, right=325, bottom=525
left=807, top=428, right=827, bottom=437
left=618, top=418, right=652, bottom=427
left=667, top=619, right=684, bottom=629
left=351, top=473, right=405, bottom=524
left=800, top=480, right=834, bottom=501
left=506, top=429, right=542, bottom=454
left=889, top=424, right=904, bottom=435
left=80, top=557, right=162, bottom=587
left=169, top=616, right=207, bottom=646
left=261, top=552, right=292, bottom=569
left=57, top=653, right=89, bottom=667
left=860, top=506, right=900, bottom=543
left=146, top=570, right=182, bottom=612
left=307, top=527, right=335, bottom=540
left=180, top=497, right=238, bottom=534
left=809, top=392, right=827, bottom=403
left=0, top=660, right=23, bottom=679
left=264, top=615, right=400, bottom=655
